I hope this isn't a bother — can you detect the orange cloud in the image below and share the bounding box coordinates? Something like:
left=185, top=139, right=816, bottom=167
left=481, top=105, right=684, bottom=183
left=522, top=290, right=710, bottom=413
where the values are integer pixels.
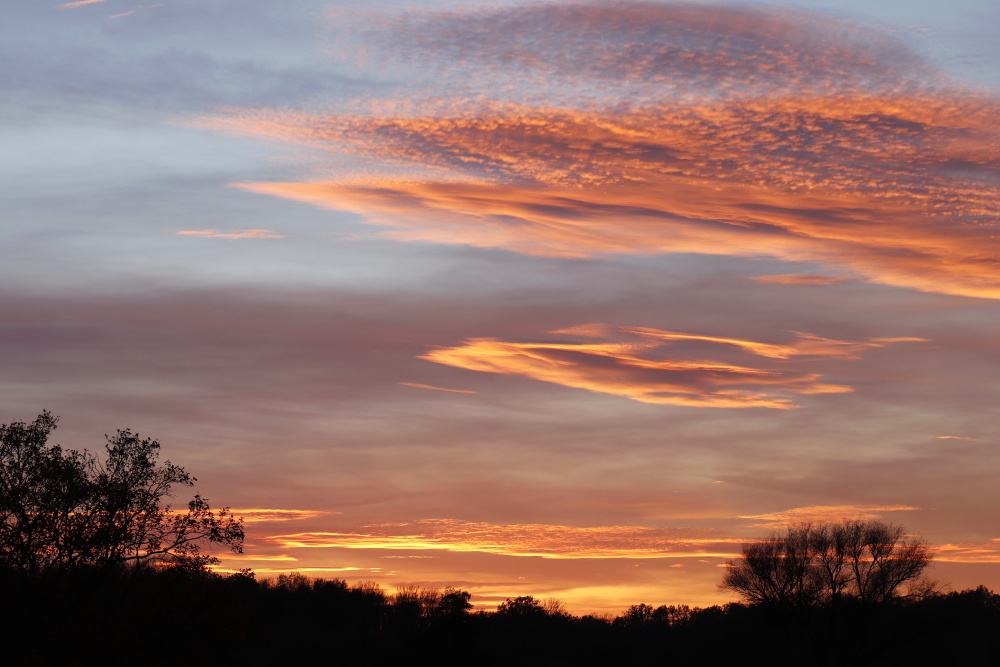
left=618, top=327, right=913, bottom=360
left=751, top=274, right=847, bottom=286
left=214, top=554, right=299, bottom=562
left=264, top=518, right=738, bottom=560
left=419, top=325, right=919, bottom=408
left=739, top=504, right=920, bottom=529
left=177, top=229, right=287, bottom=239
left=57, top=0, right=106, bottom=8
left=214, top=566, right=373, bottom=574
left=219, top=91, right=1000, bottom=299
left=933, top=541, right=1000, bottom=564
left=230, top=508, right=334, bottom=523
left=199, top=2, right=1000, bottom=299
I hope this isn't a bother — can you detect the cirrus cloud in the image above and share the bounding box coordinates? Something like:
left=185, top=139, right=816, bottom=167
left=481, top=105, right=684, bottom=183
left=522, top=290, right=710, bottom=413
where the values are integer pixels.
left=57, top=0, right=107, bottom=9
left=933, top=540, right=1000, bottom=564
left=751, top=274, right=848, bottom=286
left=230, top=508, right=334, bottom=524
left=264, top=518, right=738, bottom=560
left=177, top=229, right=287, bottom=239
left=738, top=504, right=920, bottom=529
left=419, top=325, right=923, bottom=409
left=398, top=382, right=477, bottom=394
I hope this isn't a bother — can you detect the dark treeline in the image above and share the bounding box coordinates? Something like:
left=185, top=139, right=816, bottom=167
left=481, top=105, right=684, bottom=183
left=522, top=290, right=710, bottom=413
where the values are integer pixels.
left=4, top=413, right=999, bottom=665
left=2, top=565, right=999, bottom=666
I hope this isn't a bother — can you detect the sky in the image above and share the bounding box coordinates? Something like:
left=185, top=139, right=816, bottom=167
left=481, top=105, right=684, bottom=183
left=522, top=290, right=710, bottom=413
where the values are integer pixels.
left=3, top=0, right=1000, bottom=614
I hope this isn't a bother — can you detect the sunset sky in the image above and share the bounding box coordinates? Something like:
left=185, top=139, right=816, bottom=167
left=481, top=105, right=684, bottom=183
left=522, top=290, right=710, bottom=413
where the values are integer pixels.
left=4, top=0, right=1000, bottom=614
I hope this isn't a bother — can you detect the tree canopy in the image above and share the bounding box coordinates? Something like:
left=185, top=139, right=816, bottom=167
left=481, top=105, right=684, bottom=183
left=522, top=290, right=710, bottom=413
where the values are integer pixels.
left=0, top=411, right=243, bottom=576
left=721, top=520, right=932, bottom=608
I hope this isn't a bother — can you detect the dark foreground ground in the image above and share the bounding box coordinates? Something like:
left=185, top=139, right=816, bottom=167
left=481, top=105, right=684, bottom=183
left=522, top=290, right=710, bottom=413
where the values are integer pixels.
left=2, top=568, right=997, bottom=666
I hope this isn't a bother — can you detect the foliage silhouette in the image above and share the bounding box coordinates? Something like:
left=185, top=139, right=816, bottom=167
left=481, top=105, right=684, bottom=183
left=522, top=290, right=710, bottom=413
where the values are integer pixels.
left=721, top=520, right=931, bottom=609
left=496, top=595, right=549, bottom=617
left=0, top=562, right=996, bottom=665
left=0, top=411, right=243, bottom=576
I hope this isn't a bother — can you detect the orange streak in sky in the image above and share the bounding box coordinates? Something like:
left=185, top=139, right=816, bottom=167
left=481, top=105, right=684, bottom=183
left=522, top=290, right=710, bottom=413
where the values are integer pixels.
left=933, top=542, right=1000, bottom=563
left=623, top=327, right=900, bottom=360
left=57, top=0, right=106, bottom=8
left=263, top=519, right=740, bottom=560
left=422, top=338, right=838, bottom=409
left=738, top=504, right=920, bottom=528
left=415, top=325, right=921, bottom=408
left=229, top=508, right=334, bottom=523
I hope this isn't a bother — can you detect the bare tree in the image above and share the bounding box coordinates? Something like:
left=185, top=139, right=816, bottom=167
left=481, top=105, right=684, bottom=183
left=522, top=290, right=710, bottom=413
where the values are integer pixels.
left=0, top=411, right=243, bottom=576
left=721, top=520, right=931, bottom=608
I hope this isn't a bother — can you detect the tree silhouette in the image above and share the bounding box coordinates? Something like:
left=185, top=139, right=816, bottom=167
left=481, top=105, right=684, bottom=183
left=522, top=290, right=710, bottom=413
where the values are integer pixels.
left=496, top=595, right=549, bottom=617
left=437, top=587, right=473, bottom=618
left=721, top=520, right=931, bottom=609
left=0, top=411, right=243, bottom=576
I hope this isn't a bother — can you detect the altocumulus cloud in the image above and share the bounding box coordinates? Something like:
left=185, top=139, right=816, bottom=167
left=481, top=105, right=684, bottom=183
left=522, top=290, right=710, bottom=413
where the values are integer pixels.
left=200, top=2, right=1000, bottom=299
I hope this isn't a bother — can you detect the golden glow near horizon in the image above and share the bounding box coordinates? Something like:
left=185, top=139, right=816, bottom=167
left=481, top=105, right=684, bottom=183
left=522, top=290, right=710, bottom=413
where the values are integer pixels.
left=202, top=500, right=1000, bottom=612
left=237, top=504, right=932, bottom=561
left=263, top=519, right=740, bottom=559
left=738, top=504, right=920, bottom=528
left=228, top=508, right=335, bottom=523
left=934, top=541, right=1000, bottom=563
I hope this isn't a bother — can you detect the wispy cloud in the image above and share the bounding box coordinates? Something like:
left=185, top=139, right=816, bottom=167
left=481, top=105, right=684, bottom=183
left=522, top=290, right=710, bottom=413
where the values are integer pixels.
left=264, top=518, right=738, bottom=560
left=419, top=325, right=921, bottom=409
left=398, top=382, right=476, bottom=394
left=230, top=508, right=334, bottom=524
left=214, top=554, right=299, bottom=562
left=751, top=274, right=848, bottom=286
left=202, top=2, right=1000, bottom=299
left=214, top=566, right=374, bottom=574
left=933, top=540, right=1000, bottom=563
left=612, top=327, right=918, bottom=360
left=739, top=504, right=920, bottom=529
left=57, top=0, right=107, bottom=9
left=177, top=229, right=287, bottom=239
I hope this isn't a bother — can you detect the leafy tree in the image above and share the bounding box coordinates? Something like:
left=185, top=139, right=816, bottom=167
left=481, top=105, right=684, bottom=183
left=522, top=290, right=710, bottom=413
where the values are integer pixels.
left=721, top=520, right=931, bottom=608
left=437, top=587, right=473, bottom=617
left=496, top=595, right=548, bottom=617
left=615, top=603, right=656, bottom=629
left=0, top=411, right=243, bottom=576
